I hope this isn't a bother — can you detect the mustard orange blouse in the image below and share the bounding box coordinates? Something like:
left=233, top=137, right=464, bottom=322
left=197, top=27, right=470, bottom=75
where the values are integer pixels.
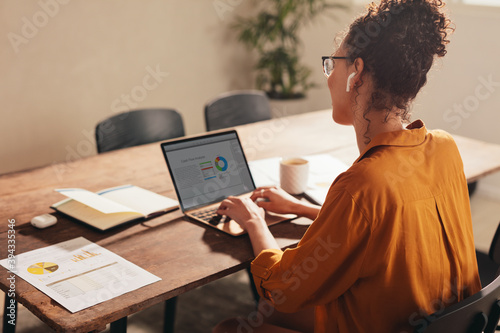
left=251, top=120, right=481, bottom=333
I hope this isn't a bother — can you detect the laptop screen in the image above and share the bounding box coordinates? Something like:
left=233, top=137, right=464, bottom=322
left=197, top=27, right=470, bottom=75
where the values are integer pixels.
left=161, top=131, right=256, bottom=211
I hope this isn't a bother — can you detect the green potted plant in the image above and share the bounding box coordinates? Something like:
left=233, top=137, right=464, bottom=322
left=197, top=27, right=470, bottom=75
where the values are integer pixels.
left=234, top=0, right=344, bottom=100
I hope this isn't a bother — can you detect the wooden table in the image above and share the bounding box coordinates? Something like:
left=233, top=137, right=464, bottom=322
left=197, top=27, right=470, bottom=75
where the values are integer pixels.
left=1, top=109, right=500, bottom=332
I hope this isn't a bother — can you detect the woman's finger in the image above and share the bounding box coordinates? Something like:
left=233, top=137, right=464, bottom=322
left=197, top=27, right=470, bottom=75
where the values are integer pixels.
left=255, top=200, right=271, bottom=210
left=250, top=188, right=266, bottom=201
left=217, top=198, right=234, bottom=212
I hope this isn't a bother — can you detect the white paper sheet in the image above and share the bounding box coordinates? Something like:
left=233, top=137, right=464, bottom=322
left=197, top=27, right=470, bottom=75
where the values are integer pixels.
left=249, top=154, right=349, bottom=204
left=0, top=237, right=161, bottom=313
left=304, top=154, right=349, bottom=205
left=248, top=157, right=281, bottom=187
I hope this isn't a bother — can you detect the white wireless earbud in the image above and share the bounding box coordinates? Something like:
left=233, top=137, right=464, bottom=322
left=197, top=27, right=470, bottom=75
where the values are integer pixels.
left=346, top=72, right=356, bottom=92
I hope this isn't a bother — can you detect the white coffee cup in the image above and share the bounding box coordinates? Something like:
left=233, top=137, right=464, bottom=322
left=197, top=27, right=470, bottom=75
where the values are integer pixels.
left=280, top=157, right=309, bottom=195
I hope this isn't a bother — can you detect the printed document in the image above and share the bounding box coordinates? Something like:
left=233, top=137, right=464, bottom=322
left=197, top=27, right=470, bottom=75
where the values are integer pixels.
left=249, top=154, right=349, bottom=204
left=0, top=237, right=161, bottom=313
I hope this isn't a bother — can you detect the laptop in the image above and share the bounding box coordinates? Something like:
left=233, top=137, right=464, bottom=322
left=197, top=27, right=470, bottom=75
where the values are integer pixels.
left=160, top=130, right=295, bottom=236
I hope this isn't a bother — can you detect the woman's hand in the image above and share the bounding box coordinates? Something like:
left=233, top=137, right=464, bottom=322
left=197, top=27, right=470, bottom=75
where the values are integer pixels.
left=217, top=196, right=280, bottom=255
left=216, top=196, right=266, bottom=231
left=251, top=186, right=321, bottom=220
left=250, top=186, right=302, bottom=215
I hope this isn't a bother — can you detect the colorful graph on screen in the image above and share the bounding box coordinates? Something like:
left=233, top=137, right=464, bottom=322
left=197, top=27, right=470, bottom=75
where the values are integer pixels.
left=200, top=161, right=216, bottom=180
left=215, top=156, right=228, bottom=172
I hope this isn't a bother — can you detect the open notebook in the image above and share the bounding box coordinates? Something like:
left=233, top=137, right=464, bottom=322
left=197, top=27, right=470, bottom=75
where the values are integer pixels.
left=51, top=185, right=178, bottom=231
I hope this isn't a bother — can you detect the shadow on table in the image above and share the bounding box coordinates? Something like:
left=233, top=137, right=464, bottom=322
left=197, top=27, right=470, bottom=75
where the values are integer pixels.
left=201, top=216, right=313, bottom=261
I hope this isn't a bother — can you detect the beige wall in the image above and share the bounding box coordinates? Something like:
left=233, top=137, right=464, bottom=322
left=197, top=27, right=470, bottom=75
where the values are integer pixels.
left=0, top=0, right=260, bottom=174
left=411, top=4, right=500, bottom=192
left=1, top=1, right=499, bottom=192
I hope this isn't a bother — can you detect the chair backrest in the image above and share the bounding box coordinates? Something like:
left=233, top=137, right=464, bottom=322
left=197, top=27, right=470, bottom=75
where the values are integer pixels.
left=204, top=90, right=271, bottom=131
left=95, top=108, right=185, bottom=153
left=489, top=221, right=500, bottom=265
left=415, top=274, right=500, bottom=333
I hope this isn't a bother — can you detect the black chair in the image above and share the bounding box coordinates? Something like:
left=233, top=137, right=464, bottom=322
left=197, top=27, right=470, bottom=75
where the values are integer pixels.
left=415, top=274, right=500, bottom=333
left=95, top=108, right=184, bottom=333
left=95, top=108, right=185, bottom=153
left=204, top=90, right=271, bottom=131
left=477, top=222, right=500, bottom=287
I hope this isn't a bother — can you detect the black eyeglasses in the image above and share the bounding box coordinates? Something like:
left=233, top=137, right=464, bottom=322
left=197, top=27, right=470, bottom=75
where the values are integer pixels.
left=322, top=56, right=349, bottom=77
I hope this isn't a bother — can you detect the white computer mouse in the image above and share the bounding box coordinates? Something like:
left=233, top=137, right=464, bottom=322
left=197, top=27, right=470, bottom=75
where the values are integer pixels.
left=31, top=214, right=57, bottom=229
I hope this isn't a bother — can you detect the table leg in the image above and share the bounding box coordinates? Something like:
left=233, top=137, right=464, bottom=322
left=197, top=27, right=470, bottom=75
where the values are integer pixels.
left=163, top=297, right=177, bottom=333
left=110, top=317, right=127, bottom=333
left=3, top=295, right=16, bottom=333
left=468, top=181, right=478, bottom=197
left=246, top=267, right=260, bottom=308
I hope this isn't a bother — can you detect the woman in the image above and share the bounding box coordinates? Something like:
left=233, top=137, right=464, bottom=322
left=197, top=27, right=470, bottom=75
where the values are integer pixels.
left=214, top=0, right=481, bottom=332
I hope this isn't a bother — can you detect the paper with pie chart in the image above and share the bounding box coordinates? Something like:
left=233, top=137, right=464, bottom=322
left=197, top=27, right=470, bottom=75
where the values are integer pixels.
left=0, top=237, right=161, bottom=313
left=27, top=262, right=59, bottom=275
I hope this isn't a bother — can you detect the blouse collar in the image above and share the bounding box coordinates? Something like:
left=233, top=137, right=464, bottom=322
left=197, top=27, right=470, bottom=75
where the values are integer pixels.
left=354, top=119, right=427, bottom=164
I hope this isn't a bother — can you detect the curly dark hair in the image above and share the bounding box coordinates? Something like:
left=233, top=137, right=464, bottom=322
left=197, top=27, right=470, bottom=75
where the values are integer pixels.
left=343, top=0, right=454, bottom=121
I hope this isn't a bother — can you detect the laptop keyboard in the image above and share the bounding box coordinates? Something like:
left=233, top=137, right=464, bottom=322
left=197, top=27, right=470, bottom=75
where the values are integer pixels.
left=192, top=207, right=227, bottom=225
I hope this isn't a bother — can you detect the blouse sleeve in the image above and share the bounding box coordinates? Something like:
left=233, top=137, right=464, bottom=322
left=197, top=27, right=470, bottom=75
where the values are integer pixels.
left=250, top=188, right=371, bottom=313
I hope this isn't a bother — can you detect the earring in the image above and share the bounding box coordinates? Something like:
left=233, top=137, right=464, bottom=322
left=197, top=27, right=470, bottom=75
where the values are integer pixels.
left=346, top=72, right=356, bottom=92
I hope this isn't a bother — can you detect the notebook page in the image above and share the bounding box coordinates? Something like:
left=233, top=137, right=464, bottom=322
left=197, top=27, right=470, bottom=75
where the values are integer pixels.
left=55, top=188, right=138, bottom=214
left=98, top=185, right=178, bottom=216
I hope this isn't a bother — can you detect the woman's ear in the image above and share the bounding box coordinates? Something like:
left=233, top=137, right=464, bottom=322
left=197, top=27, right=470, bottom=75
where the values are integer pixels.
left=346, top=58, right=365, bottom=92
left=353, top=57, right=365, bottom=83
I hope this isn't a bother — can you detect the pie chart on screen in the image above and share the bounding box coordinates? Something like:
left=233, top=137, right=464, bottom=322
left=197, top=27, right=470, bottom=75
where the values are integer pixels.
left=215, top=156, right=228, bottom=172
